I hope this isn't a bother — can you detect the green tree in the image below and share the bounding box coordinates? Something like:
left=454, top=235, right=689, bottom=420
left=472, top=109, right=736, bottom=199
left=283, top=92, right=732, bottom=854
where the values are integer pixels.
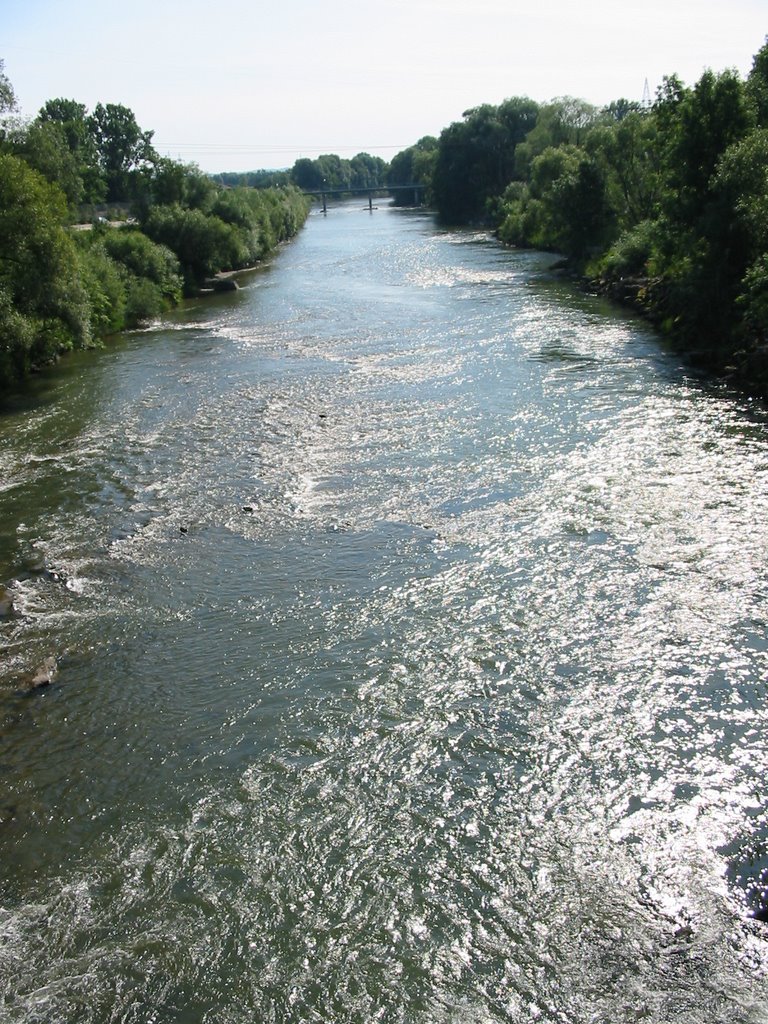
left=657, top=68, right=753, bottom=224
left=0, top=154, right=90, bottom=386
left=291, top=157, right=323, bottom=191
left=11, top=120, right=85, bottom=209
left=498, top=144, right=614, bottom=259
left=149, top=156, right=188, bottom=206
left=432, top=98, right=538, bottom=222
left=514, top=97, right=598, bottom=178
left=586, top=110, right=660, bottom=230
left=747, top=38, right=768, bottom=126
left=37, top=97, right=105, bottom=203
left=142, top=203, right=245, bottom=289
left=75, top=243, right=127, bottom=336
left=88, top=102, right=157, bottom=201
left=387, top=136, right=436, bottom=205
left=349, top=152, right=387, bottom=189
left=0, top=59, right=16, bottom=117
left=181, top=164, right=217, bottom=211
left=601, top=98, right=643, bottom=122
left=101, top=229, right=182, bottom=304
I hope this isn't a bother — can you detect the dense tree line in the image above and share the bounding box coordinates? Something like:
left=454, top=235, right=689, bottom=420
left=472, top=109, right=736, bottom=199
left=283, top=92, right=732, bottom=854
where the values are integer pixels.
left=390, top=40, right=768, bottom=394
left=386, top=136, right=438, bottom=205
left=220, top=152, right=389, bottom=195
left=289, top=152, right=388, bottom=193
left=213, top=169, right=292, bottom=189
left=0, top=63, right=310, bottom=395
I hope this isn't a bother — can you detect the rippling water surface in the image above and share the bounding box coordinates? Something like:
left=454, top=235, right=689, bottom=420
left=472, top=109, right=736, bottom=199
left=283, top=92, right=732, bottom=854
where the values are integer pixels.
left=1, top=201, right=767, bottom=1022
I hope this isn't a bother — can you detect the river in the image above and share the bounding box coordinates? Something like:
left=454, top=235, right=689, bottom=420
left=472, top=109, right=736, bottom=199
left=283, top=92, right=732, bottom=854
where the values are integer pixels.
left=1, top=200, right=767, bottom=1023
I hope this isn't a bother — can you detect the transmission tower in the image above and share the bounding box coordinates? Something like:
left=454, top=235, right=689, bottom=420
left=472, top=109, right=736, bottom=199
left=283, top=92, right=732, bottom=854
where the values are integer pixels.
left=642, top=78, right=652, bottom=108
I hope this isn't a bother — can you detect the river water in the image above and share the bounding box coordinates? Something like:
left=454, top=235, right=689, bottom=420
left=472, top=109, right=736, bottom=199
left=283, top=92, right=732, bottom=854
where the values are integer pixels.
left=1, top=200, right=767, bottom=1023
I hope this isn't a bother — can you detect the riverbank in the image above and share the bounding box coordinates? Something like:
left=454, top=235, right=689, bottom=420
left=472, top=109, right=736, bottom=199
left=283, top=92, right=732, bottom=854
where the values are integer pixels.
left=535, top=251, right=768, bottom=402
left=0, top=178, right=311, bottom=399
left=590, top=269, right=768, bottom=400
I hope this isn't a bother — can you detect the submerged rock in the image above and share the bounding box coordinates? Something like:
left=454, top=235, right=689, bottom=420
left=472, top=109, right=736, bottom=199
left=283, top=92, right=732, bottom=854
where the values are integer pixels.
left=204, top=277, right=239, bottom=292
left=28, top=656, right=58, bottom=690
left=215, top=278, right=239, bottom=292
left=0, top=587, right=14, bottom=618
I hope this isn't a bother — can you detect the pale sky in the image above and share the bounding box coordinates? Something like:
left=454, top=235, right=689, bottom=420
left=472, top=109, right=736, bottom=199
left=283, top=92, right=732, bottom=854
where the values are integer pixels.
left=3, top=0, right=766, bottom=172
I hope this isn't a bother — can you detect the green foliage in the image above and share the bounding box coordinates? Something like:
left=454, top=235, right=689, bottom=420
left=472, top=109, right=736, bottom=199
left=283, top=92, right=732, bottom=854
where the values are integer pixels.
left=291, top=153, right=351, bottom=194
left=497, top=145, right=615, bottom=259
left=601, top=98, right=643, bottom=122
left=477, top=44, right=768, bottom=391
left=513, top=97, right=599, bottom=179
left=73, top=227, right=182, bottom=333
left=738, top=255, right=768, bottom=346
left=212, top=169, right=292, bottom=189
left=75, top=242, right=127, bottom=335
left=142, top=204, right=242, bottom=288
left=0, top=153, right=90, bottom=383
left=657, top=69, right=754, bottom=224
left=290, top=152, right=388, bottom=195
left=0, top=59, right=16, bottom=118
left=102, top=229, right=182, bottom=304
left=0, top=284, right=34, bottom=386
left=149, top=157, right=189, bottom=206
left=586, top=111, right=660, bottom=229
left=37, top=97, right=106, bottom=203
left=349, top=152, right=387, bottom=189
left=141, top=185, right=309, bottom=293
left=88, top=102, right=157, bottom=202
left=747, top=38, right=768, bottom=126
left=124, top=276, right=165, bottom=324
left=596, top=219, right=658, bottom=280
left=432, top=99, right=539, bottom=223
left=291, top=157, right=324, bottom=191
left=9, top=120, right=85, bottom=210
left=387, top=136, right=437, bottom=205
left=181, top=165, right=217, bottom=211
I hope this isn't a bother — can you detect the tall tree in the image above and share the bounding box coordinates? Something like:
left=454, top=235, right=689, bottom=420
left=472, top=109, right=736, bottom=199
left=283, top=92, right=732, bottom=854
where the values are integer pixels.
left=88, top=102, right=156, bottom=201
left=657, top=69, right=753, bottom=223
left=37, top=97, right=105, bottom=202
left=747, top=38, right=768, bottom=126
left=12, top=120, right=85, bottom=209
left=432, top=98, right=538, bottom=223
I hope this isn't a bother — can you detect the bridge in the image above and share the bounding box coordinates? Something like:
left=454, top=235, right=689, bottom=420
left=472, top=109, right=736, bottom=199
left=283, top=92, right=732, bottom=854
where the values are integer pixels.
left=302, top=183, right=426, bottom=213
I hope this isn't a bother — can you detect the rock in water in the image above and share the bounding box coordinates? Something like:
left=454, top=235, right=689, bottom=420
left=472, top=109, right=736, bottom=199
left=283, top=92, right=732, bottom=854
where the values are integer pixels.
left=213, top=278, right=238, bottom=292
left=30, top=656, right=58, bottom=689
left=0, top=587, right=13, bottom=618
